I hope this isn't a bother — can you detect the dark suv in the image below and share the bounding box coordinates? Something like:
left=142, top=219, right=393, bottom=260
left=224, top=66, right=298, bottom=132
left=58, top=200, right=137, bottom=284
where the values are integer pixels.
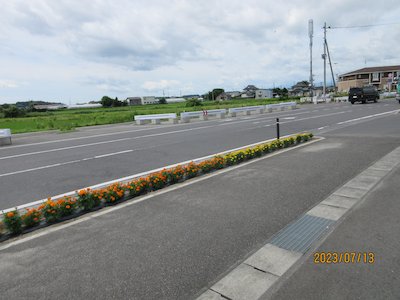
left=348, top=86, right=379, bottom=104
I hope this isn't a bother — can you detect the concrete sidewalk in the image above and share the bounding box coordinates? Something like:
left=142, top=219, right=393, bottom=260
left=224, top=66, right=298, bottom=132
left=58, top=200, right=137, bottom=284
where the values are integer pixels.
left=265, top=158, right=400, bottom=299
left=0, top=118, right=400, bottom=299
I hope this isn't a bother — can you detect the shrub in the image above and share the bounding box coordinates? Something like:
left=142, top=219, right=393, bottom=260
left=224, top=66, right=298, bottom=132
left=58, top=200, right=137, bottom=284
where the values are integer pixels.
left=253, top=146, right=263, bottom=157
left=282, top=138, right=291, bottom=148
left=76, top=188, right=102, bottom=211
left=260, top=143, right=270, bottom=153
left=103, top=184, right=126, bottom=204
left=184, top=162, right=199, bottom=178
left=22, top=208, right=42, bottom=228
left=127, top=178, right=149, bottom=197
left=224, top=153, right=238, bottom=166
left=39, top=199, right=61, bottom=223
left=3, top=210, right=22, bottom=234
left=148, top=171, right=168, bottom=190
left=198, top=160, right=214, bottom=173
left=57, top=197, right=77, bottom=217
left=233, top=151, right=246, bottom=163
left=244, top=148, right=256, bottom=159
left=185, top=98, right=202, bottom=107
left=210, top=156, right=225, bottom=169
left=296, top=135, right=302, bottom=144
left=167, top=166, right=185, bottom=184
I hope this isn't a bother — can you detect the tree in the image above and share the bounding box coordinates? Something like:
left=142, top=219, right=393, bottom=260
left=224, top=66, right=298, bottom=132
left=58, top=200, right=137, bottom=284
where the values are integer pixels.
left=158, top=97, right=167, bottom=104
left=101, top=96, right=114, bottom=107
left=203, top=88, right=224, bottom=100
left=3, top=106, right=26, bottom=118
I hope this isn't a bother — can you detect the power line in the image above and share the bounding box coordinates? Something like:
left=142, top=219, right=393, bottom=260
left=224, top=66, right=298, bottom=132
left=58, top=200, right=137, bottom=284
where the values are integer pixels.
left=329, top=22, right=400, bottom=29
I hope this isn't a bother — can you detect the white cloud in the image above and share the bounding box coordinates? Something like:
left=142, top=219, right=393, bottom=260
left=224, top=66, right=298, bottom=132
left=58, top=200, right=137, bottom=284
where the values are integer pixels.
left=0, top=80, right=18, bottom=88
left=142, top=80, right=180, bottom=91
left=0, top=0, right=399, bottom=103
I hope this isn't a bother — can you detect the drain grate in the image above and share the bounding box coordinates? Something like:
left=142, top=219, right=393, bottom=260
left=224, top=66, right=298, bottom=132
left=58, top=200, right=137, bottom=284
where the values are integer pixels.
left=270, top=214, right=335, bottom=253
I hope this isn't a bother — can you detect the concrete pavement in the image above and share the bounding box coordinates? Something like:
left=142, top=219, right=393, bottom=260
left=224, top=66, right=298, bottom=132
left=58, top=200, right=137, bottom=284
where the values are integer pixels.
left=1, top=112, right=399, bottom=299
left=0, top=101, right=399, bottom=210
left=266, top=159, right=400, bottom=299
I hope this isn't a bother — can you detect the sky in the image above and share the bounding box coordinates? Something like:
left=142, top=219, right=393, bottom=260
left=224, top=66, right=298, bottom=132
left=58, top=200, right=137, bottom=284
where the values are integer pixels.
left=0, top=0, right=399, bottom=104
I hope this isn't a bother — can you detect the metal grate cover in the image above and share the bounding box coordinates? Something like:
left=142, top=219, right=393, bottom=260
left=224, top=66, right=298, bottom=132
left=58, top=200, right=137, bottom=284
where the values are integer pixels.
left=270, top=214, right=334, bottom=253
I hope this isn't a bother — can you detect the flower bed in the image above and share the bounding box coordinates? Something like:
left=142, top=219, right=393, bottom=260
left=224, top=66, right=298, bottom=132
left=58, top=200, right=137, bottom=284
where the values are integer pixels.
left=0, top=133, right=313, bottom=239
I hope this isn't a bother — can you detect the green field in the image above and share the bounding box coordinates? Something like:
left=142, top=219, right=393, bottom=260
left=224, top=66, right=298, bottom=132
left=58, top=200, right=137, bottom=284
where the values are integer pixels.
left=0, top=98, right=298, bottom=134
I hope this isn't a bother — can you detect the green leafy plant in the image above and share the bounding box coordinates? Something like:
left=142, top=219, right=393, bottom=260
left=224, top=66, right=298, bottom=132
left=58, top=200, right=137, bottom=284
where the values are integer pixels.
left=57, top=197, right=77, bottom=217
left=22, top=208, right=42, bottom=228
left=76, top=188, right=102, bottom=211
left=184, top=162, right=199, bottom=178
left=39, top=199, right=61, bottom=223
left=3, top=210, right=22, bottom=234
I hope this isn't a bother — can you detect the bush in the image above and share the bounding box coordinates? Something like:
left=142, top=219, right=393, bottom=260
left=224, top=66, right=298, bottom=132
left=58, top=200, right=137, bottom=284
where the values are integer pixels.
left=22, top=208, right=42, bottom=228
left=198, top=160, right=214, bottom=173
left=185, top=98, right=202, bottom=107
left=102, top=184, right=125, bottom=204
left=184, top=162, right=199, bottom=178
left=39, top=199, right=61, bottom=223
left=76, top=188, right=102, bottom=211
left=210, top=156, right=225, bottom=169
left=3, top=210, right=22, bottom=234
left=148, top=171, right=168, bottom=190
left=57, top=197, right=77, bottom=217
left=127, top=178, right=149, bottom=197
left=167, top=166, right=185, bottom=184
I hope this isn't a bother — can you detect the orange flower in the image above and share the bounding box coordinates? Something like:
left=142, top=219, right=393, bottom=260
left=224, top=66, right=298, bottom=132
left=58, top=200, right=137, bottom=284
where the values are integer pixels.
left=66, top=205, right=70, bottom=209
left=6, top=212, right=14, bottom=218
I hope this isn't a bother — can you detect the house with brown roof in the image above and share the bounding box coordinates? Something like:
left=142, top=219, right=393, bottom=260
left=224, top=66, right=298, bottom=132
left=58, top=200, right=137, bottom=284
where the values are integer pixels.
left=338, top=65, right=400, bottom=92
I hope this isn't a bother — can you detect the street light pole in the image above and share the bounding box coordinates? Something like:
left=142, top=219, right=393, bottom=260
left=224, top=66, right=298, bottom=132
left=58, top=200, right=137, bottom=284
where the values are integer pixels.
left=309, top=19, right=314, bottom=98
left=323, top=22, right=327, bottom=100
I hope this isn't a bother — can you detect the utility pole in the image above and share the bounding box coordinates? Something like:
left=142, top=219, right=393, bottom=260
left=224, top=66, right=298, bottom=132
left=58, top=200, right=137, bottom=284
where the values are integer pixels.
left=308, top=19, right=314, bottom=98
left=322, top=22, right=327, bottom=99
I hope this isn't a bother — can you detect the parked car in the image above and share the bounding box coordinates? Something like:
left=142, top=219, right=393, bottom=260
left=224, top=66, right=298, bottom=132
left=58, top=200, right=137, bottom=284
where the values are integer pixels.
left=348, top=86, right=379, bottom=104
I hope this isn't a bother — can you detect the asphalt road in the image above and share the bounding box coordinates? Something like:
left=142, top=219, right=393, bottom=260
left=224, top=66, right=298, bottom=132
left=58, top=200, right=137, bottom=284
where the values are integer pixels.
left=0, top=112, right=399, bottom=299
left=0, top=100, right=399, bottom=210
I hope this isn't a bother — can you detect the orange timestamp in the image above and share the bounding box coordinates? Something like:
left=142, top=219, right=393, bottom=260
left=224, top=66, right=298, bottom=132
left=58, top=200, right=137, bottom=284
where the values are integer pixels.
left=313, top=252, right=375, bottom=264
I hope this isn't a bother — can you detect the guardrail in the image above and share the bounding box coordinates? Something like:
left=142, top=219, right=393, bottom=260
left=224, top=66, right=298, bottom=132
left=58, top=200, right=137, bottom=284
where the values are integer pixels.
left=0, top=129, right=12, bottom=146
left=334, top=96, right=348, bottom=103
left=266, top=102, right=296, bottom=112
left=134, top=113, right=178, bottom=125
left=180, top=111, right=208, bottom=123
left=228, top=105, right=265, bottom=117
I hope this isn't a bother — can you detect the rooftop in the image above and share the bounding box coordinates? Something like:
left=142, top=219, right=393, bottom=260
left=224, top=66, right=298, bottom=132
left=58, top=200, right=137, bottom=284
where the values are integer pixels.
left=341, top=65, right=400, bottom=76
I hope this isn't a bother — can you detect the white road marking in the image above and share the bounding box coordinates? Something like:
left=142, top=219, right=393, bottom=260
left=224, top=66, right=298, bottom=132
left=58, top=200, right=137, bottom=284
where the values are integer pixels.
left=337, top=109, right=400, bottom=125
left=0, top=150, right=134, bottom=177
left=0, top=138, right=324, bottom=249
left=0, top=110, right=317, bottom=159
left=317, top=127, right=325, bottom=130
left=282, top=117, right=296, bottom=120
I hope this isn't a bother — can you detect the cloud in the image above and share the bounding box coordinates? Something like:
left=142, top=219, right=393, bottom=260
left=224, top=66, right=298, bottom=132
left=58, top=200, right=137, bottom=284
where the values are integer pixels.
left=0, top=0, right=399, bottom=103
left=0, top=80, right=18, bottom=88
left=142, top=80, right=180, bottom=91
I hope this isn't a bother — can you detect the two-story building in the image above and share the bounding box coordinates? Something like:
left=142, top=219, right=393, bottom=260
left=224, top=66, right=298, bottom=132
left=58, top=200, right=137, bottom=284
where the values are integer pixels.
left=338, top=65, right=400, bottom=92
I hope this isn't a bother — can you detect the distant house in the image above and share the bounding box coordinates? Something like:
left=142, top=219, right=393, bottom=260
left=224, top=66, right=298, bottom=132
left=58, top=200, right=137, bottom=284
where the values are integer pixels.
left=255, top=89, right=273, bottom=99
left=127, top=96, right=158, bottom=105
left=225, top=91, right=241, bottom=98
left=290, top=81, right=310, bottom=97
left=338, top=65, right=400, bottom=92
left=215, top=92, right=232, bottom=101
left=240, top=85, right=259, bottom=98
